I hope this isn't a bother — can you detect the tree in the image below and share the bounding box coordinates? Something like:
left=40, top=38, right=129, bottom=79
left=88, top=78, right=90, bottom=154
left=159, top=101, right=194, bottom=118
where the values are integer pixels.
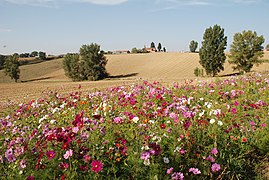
left=163, top=47, right=166, bottom=52
left=157, top=43, right=162, bottom=52
left=39, top=51, right=46, bottom=60
left=63, top=53, right=81, bottom=81
left=4, top=54, right=20, bottom=82
left=150, top=42, right=156, bottom=49
left=131, top=47, right=138, bottom=53
left=0, top=55, right=6, bottom=70
left=229, top=30, right=264, bottom=74
left=30, top=51, right=38, bottom=57
left=63, top=43, right=108, bottom=81
left=199, top=25, right=227, bottom=77
left=189, top=40, right=198, bottom=53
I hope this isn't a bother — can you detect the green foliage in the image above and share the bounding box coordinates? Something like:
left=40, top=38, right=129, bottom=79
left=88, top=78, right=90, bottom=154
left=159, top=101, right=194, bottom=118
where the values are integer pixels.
left=19, top=53, right=30, bottom=58
left=229, top=31, right=265, bottom=74
left=131, top=47, right=148, bottom=54
left=189, top=40, right=198, bottom=53
left=1, top=73, right=269, bottom=179
left=30, top=51, right=38, bottom=57
left=157, top=43, right=162, bottom=52
left=38, top=51, right=46, bottom=60
left=131, top=47, right=138, bottom=53
left=150, top=42, right=156, bottom=49
left=199, top=25, right=227, bottom=77
left=163, top=47, right=166, bottom=52
left=63, top=43, right=108, bottom=81
left=3, top=54, right=20, bottom=82
left=0, top=55, right=6, bottom=70
left=194, top=67, right=204, bottom=77
left=63, top=53, right=81, bottom=81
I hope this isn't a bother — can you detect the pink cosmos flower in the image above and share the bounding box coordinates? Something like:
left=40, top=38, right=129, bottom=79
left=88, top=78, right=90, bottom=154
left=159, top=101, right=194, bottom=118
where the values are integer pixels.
left=167, top=167, right=174, bottom=174
left=171, top=172, right=184, bottom=180
left=211, top=163, right=221, bottom=172
left=113, top=117, right=122, bottom=124
left=72, top=127, right=79, bottom=133
left=211, top=148, right=218, bottom=155
left=46, top=150, right=56, bottom=160
left=64, top=149, right=73, bottom=159
left=91, top=160, right=103, bottom=173
left=189, top=167, right=201, bottom=174
left=140, top=151, right=150, bottom=160
left=20, top=160, right=26, bottom=169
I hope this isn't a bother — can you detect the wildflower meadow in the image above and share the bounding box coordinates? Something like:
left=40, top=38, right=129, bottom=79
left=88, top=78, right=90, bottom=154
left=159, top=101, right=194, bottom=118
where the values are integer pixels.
left=1, top=73, right=269, bottom=179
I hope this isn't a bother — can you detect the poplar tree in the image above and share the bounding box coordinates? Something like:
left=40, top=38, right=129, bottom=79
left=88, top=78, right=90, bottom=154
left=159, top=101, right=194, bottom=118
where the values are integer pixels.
left=199, top=25, right=227, bottom=76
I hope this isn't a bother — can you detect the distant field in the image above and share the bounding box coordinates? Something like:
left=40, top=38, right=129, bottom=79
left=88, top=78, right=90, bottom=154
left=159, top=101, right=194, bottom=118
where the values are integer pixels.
left=1, top=51, right=269, bottom=110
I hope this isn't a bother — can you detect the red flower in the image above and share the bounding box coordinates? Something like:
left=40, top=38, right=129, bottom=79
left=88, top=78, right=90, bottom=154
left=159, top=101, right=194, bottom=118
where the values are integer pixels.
left=242, top=137, right=247, bottom=143
left=80, top=165, right=88, bottom=172
left=27, top=176, right=35, bottom=180
left=160, top=124, right=166, bottom=129
left=91, top=160, right=103, bottom=173
left=46, top=150, right=56, bottom=160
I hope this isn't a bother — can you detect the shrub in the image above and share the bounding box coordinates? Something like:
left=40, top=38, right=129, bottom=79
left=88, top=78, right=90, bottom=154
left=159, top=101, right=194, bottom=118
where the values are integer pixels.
left=63, top=43, right=108, bottom=81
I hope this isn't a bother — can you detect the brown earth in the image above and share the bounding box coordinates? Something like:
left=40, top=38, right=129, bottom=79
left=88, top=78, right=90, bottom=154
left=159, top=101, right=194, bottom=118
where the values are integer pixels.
left=1, top=52, right=269, bottom=111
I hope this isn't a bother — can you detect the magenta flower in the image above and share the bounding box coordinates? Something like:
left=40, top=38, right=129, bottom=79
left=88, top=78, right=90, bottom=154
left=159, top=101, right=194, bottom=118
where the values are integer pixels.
left=189, top=167, right=201, bottom=174
left=59, top=162, right=69, bottom=169
left=231, top=108, right=237, bottom=114
left=211, top=163, right=221, bottom=172
left=206, top=155, right=215, bottom=162
left=171, top=172, right=184, bottom=180
left=211, top=148, right=218, bottom=155
left=26, top=176, right=35, bottom=180
left=91, top=160, right=103, bottom=173
left=46, top=150, right=56, bottom=160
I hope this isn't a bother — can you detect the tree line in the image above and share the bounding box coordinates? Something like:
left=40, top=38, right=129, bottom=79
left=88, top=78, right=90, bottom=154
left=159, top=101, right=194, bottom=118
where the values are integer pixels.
left=1, top=25, right=268, bottom=82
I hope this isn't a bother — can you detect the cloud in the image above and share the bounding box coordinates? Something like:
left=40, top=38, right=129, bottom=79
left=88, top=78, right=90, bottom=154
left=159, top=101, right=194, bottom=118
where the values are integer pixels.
left=73, top=0, right=128, bottom=5
left=3, top=0, right=56, bottom=7
left=0, top=28, right=12, bottom=33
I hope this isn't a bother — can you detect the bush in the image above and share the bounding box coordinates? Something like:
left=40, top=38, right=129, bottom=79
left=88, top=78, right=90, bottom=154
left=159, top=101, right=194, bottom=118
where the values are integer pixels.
left=194, top=67, right=204, bottom=77
left=63, top=43, right=108, bottom=81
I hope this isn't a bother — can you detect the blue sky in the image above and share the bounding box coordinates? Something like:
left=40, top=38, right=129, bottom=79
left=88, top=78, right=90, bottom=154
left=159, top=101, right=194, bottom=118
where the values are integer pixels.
left=0, top=0, right=268, bottom=55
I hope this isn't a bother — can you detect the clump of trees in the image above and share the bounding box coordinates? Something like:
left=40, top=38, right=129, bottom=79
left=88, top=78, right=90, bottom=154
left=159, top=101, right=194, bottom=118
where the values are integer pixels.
left=63, top=43, right=108, bottom=81
left=229, top=30, right=264, bottom=74
left=199, top=24, right=227, bottom=77
left=189, top=40, right=198, bottom=53
left=131, top=47, right=148, bottom=54
left=3, top=54, right=20, bottom=82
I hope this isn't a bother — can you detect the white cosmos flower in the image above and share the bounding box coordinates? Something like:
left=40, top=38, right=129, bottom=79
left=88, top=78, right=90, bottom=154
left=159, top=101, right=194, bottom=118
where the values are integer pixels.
left=209, top=119, right=216, bottom=124
left=163, top=157, right=170, bottom=164
left=218, top=121, right=223, bottom=126
left=132, top=117, right=139, bottom=123
left=144, top=159, right=150, bottom=166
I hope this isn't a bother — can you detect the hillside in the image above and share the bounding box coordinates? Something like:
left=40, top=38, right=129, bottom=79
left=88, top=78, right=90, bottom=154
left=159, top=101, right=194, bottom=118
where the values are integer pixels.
left=1, top=52, right=269, bottom=108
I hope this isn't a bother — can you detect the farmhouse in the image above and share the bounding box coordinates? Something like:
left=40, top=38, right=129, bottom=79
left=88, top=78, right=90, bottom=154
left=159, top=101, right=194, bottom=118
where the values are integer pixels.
left=145, top=47, right=157, bottom=53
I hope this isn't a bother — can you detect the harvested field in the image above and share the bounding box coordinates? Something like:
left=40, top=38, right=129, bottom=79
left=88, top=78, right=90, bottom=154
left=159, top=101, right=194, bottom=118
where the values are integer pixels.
left=1, top=52, right=269, bottom=110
